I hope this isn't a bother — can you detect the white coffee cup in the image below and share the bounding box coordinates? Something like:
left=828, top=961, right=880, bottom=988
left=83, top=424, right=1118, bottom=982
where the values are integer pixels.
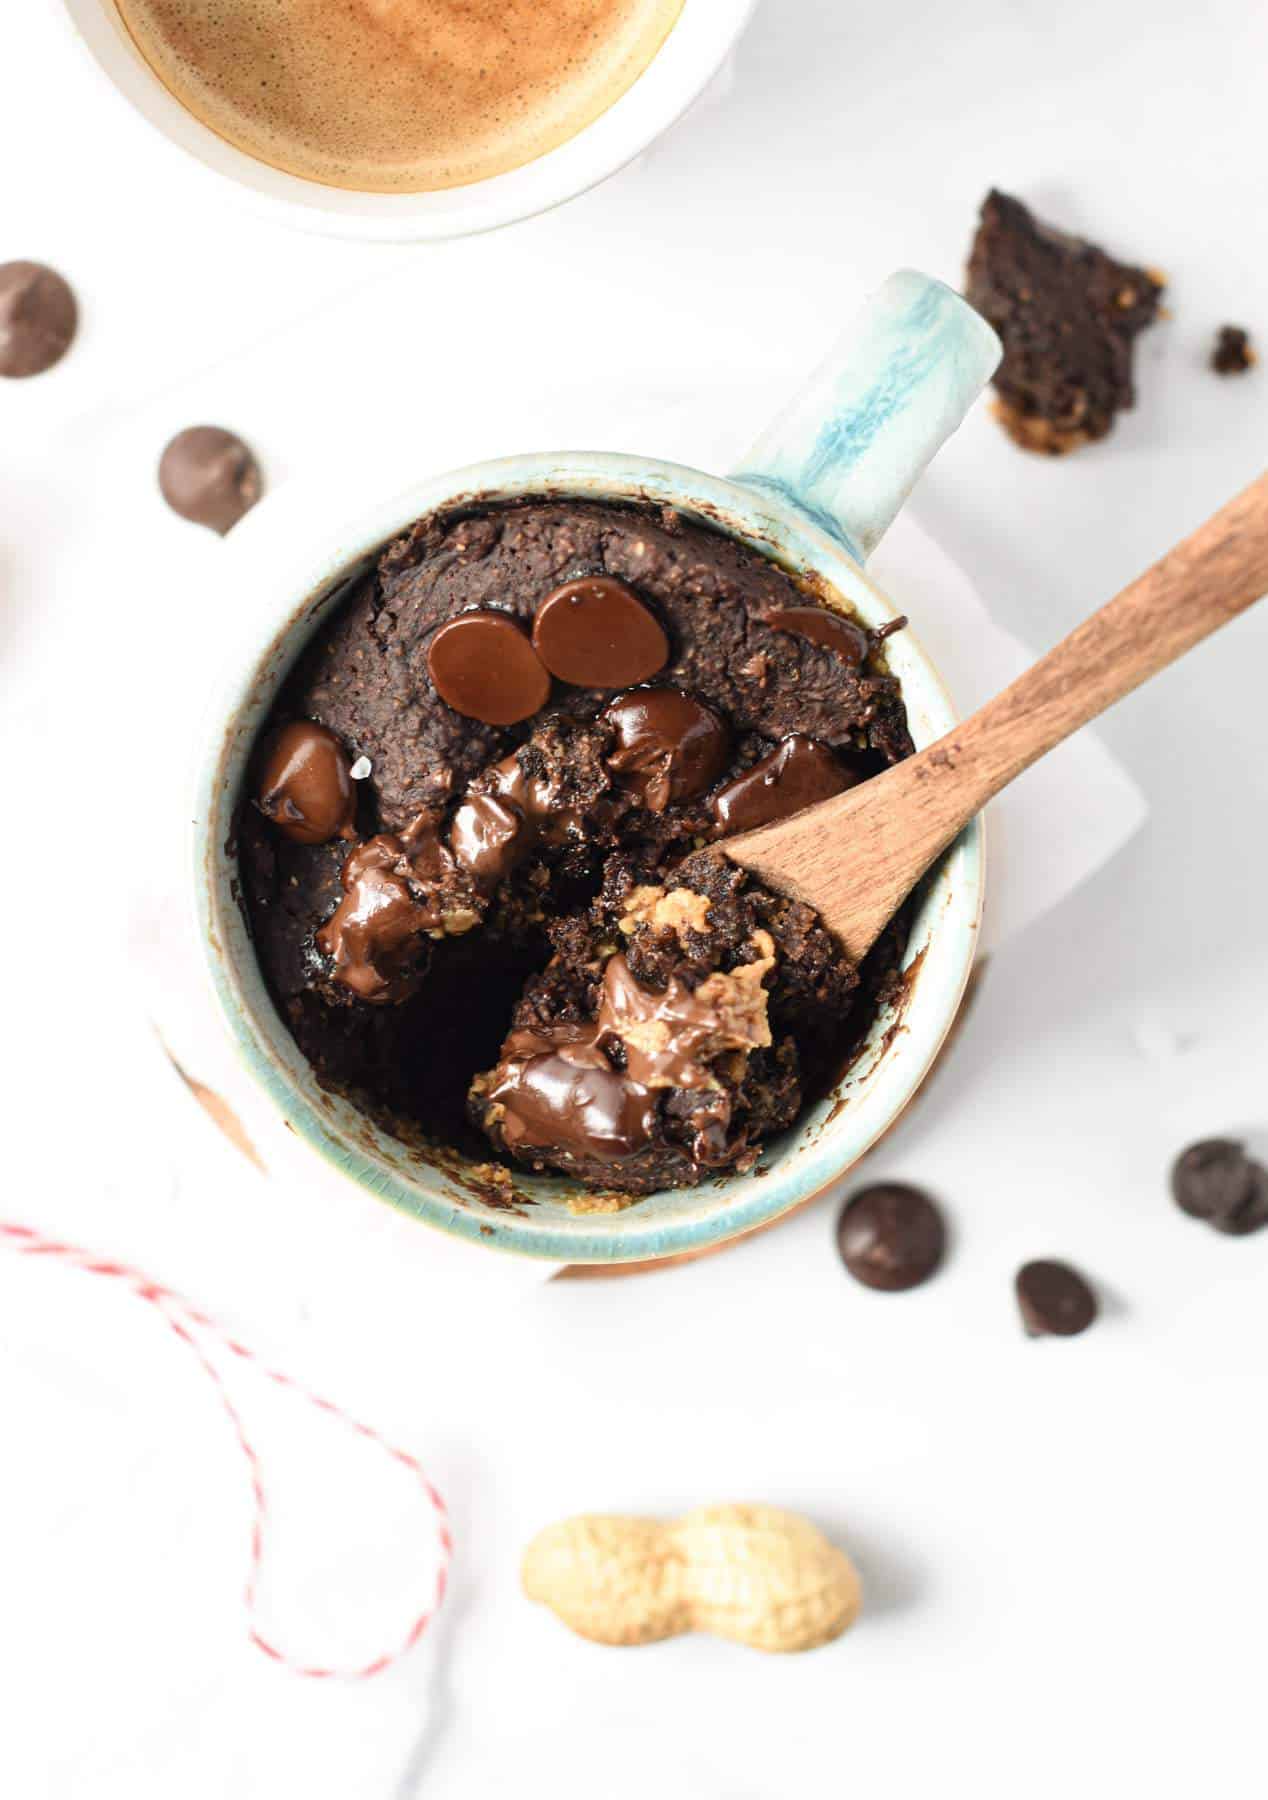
left=58, top=0, right=759, bottom=242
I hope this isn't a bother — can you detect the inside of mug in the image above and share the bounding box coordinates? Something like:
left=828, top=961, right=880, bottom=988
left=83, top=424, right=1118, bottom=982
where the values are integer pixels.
left=203, top=473, right=980, bottom=1260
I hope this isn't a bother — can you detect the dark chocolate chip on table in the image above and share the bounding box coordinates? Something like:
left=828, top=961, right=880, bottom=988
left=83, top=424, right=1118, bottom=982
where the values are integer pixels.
left=531, top=576, right=669, bottom=689
left=1171, top=1138, right=1268, bottom=1236
left=836, top=1183, right=946, bottom=1291
left=158, top=425, right=262, bottom=534
left=1015, top=1260, right=1097, bottom=1337
left=766, top=605, right=869, bottom=666
left=0, top=260, right=78, bottom=378
left=426, top=610, right=552, bottom=726
left=601, top=686, right=731, bottom=811
left=257, top=720, right=356, bottom=845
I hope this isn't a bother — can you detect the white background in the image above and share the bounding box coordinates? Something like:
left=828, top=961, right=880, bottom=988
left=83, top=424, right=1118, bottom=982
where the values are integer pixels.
left=3, top=2, right=1267, bottom=1796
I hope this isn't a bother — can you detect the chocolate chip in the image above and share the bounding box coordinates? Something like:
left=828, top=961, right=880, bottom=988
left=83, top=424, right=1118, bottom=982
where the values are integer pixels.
left=0, top=261, right=78, bottom=378
left=1171, top=1138, right=1268, bottom=1235
left=426, top=611, right=551, bottom=726
left=1015, top=1260, right=1097, bottom=1337
left=158, top=425, right=262, bottom=534
left=766, top=605, right=869, bottom=666
left=709, top=734, right=859, bottom=836
left=601, top=686, right=731, bottom=811
left=531, top=576, right=669, bottom=689
left=258, top=720, right=356, bottom=845
left=836, top=1183, right=946, bottom=1291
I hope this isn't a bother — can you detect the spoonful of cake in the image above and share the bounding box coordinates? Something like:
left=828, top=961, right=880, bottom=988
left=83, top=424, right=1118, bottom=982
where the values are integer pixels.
left=723, top=472, right=1268, bottom=961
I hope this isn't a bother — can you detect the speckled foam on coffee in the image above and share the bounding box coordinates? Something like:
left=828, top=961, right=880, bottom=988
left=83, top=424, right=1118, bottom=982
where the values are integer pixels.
left=111, top=0, right=683, bottom=193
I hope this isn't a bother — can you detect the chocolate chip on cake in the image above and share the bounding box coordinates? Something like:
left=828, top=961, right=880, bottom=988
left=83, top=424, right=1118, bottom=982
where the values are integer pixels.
left=965, top=190, right=1164, bottom=454
left=0, top=261, right=78, bottom=378
left=159, top=425, right=262, bottom=534
left=426, top=611, right=552, bottom=725
left=257, top=720, right=357, bottom=845
left=1015, top=1260, right=1098, bottom=1337
left=531, top=576, right=669, bottom=689
left=1171, top=1138, right=1268, bottom=1235
left=1211, top=326, right=1256, bottom=376
left=836, top=1183, right=946, bottom=1291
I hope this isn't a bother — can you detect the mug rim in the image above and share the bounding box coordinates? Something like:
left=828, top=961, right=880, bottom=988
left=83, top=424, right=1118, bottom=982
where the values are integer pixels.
left=195, top=452, right=984, bottom=1262
left=59, top=0, right=759, bottom=243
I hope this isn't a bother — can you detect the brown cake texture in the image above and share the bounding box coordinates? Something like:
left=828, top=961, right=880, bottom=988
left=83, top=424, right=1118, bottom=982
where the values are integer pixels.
left=966, top=189, right=1164, bottom=454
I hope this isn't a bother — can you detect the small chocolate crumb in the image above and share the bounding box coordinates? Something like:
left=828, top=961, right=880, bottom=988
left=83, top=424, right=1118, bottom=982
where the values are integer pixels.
left=1015, top=1260, right=1097, bottom=1337
left=0, top=261, right=78, bottom=378
left=1211, top=326, right=1256, bottom=376
left=159, top=425, right=262, bottom=534
left=1171, top=1138, right=1268, bottom=1235
left=836, top=1183, right=946, bottom=1291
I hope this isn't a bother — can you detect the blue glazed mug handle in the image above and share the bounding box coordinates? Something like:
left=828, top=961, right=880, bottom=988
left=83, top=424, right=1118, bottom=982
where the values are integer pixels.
left=730, top=270, right=1001, bottom=564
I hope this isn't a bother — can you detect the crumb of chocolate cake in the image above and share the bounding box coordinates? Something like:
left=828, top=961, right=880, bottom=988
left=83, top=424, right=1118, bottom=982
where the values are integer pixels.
left=966, top=189, right=1164, bottom=454
left=1212, top=325, right=1256, bottom=375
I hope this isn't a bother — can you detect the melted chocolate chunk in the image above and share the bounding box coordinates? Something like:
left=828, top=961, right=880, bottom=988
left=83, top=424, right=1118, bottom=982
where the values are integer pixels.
left=318, top=819, right=479, bottom=1003
left=258, top=721, right=356, bottom=845
left=767, top=605, right=868, bottom=666
left=836, top=1183, right=946, bottom=1291
left=601, top=686, right=731, bottom=811
left=449, top=743, right=585, bottom=889
left=1015, top=1260, right=1098, bottom=1337
left=531, top=576, right=669, bottom=689
left=0, top=261, right=77, bottom=378
left=709, top=734, right=858, bottom=835
left=426, top=611, right=551, bottom=725
left=483, top=1027, right=659, bottom=1165
left=1171, top=1138, right=1268, bottom=1235
left=158, top=426, right=262, bottom=534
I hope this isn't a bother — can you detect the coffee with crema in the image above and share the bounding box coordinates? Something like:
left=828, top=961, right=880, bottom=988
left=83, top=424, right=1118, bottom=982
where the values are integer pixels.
left=111, top=0, right=684, bottom=193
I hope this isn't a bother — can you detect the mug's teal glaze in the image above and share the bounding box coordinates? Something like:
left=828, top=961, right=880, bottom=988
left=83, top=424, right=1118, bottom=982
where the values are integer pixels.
left=195, top=274, right=1001, bottom=1263
left=733, top=271, right=1001, bottom=561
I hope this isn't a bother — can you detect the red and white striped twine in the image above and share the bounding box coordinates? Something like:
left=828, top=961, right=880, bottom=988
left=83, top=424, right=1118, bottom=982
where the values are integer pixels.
left=0, top=1220, right=451, bottom=1680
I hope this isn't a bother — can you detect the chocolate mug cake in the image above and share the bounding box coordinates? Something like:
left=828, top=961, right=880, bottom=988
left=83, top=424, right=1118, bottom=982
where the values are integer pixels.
left=237, top=497, right=917, bottom=1198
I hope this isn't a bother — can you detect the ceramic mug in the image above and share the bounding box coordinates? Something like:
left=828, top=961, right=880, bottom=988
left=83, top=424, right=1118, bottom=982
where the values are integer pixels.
left=195, top=270, right=1001, bottom=1263
left=58, top=0, right=758, bottom=243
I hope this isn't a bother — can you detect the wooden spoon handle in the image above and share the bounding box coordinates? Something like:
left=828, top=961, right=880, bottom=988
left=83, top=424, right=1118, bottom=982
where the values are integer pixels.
left=724, top=470, right=1268, bottom=961
left=922, top=468, right=1268, bottom=818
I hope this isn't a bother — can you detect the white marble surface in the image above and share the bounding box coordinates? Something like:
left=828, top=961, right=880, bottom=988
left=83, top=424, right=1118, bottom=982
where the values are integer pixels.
left=3, top=2, right=1267, bottom=1795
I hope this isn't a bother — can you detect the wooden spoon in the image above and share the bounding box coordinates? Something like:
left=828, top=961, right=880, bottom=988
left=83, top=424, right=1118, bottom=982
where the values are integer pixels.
left=724, top=471, right=1268, bottom=962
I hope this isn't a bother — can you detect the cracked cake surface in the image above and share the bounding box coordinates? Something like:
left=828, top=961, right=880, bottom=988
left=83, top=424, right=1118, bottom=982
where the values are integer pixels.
left=237, top=497, right=914, bottom=1196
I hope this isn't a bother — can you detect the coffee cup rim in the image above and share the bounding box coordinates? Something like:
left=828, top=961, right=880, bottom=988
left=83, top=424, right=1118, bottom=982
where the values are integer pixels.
left=194, top=452, right=984, bottom=1264
left=59, top=0, right=760, bottom=243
